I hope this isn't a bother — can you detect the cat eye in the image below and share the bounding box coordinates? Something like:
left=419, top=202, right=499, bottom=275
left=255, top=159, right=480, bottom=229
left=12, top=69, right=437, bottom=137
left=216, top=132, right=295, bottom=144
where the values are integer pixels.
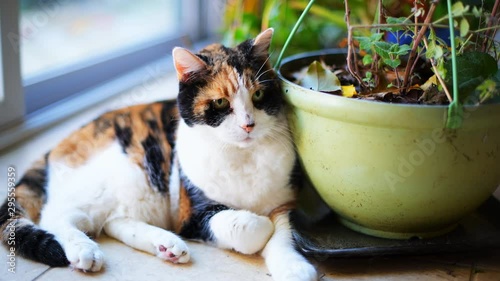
left=252, top=90, right=265, bottom=102
left=212, top=98, right=230, bottom=110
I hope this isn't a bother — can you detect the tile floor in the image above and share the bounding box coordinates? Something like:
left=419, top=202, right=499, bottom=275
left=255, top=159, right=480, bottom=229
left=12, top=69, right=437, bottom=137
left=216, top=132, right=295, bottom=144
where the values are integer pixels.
left=1, top=73, right=499, bottom=281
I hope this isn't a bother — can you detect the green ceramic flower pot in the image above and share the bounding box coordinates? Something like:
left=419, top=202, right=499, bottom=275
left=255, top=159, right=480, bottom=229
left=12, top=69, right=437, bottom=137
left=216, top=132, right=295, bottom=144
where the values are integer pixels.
left=279, top=50, right=500, bottom=239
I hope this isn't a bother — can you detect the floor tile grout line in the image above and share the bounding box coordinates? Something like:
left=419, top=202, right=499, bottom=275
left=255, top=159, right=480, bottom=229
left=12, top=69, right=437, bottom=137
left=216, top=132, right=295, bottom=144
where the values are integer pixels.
left=31, top=267, right=52, bottom=281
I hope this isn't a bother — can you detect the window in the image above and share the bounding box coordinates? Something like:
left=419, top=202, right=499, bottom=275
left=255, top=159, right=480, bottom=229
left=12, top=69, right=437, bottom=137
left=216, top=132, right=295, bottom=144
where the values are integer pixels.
left=21, top=0, right=188, bottom=114
left=0, top=1, right=25, bottom=128
left=20, top=0, right=181, bottom=78
left=0, top=0, right=223, bottom=148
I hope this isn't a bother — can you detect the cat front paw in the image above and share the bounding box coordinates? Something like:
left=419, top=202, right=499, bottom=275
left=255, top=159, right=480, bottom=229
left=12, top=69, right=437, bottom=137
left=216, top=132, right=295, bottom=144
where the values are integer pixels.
left=210, top=210, right=274, bottom=255
left=153, top=233, right=190, bottom=264
left=65, top=239, right=104, bottom=272
left=283, top=259, right=318, bottom=281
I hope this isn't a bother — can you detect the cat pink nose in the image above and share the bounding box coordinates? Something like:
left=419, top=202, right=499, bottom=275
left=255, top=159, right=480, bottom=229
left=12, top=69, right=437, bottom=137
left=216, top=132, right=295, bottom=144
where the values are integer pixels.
left=241, top=123, right=255, bottom=133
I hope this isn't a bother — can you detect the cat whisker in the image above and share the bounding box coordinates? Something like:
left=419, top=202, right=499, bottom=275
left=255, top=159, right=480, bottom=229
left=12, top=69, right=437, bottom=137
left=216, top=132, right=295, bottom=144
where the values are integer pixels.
left=254, top=68, right=275, bottom=83
left=254, top=51, right=274, bottom=81
left=255, top=79, right=276, bottom=85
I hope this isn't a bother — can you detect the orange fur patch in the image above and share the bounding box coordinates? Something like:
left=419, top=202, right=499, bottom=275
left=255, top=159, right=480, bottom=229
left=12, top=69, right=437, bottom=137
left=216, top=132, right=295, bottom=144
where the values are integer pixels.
left=268, top=201, right=296, bottom=222
left=176, top=183, right=192, bottom=233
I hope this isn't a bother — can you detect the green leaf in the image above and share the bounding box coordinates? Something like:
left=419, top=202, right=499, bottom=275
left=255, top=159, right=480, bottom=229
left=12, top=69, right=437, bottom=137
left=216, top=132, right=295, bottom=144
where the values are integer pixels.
left=362, top=54, right=373, bottom=65
left=393, top=44, right=411, bottom=56
left=434, top=46, right=444, bottom=60
left=354, top=33, right=383, bottom=51
left=373, top=41, right=392, bottom=59
left=384, top=17, right=411, bottom=32
left=370, top=33, right=384, bottom=42
left=426, top=39, right=437, bottom=59
left=298, top=60, right=341, bottom=92
left=354, top=36, right=372, bottom=51
left=384, top=58, right=401, bottom=68
left=472, top=6, right=482, bottom=17
left=451, top=1, right=468, bottom=16
left=386, top=16, right=412, bottom=25
left=460, top=18, right=469, bottom=37
left=475, top=79, right=498, bottom=104
left=444, top=51, right=498, bottom=102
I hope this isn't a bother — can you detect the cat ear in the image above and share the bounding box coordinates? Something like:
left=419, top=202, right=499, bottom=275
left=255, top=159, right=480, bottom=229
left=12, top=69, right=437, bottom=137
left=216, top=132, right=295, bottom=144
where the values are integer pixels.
left=252, top=28, right=274, bottom=57
left=172, top=47, right=207, bottom=82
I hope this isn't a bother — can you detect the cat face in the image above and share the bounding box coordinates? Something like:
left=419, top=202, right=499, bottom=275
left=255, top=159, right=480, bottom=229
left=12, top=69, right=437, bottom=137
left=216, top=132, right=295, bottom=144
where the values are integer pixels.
left=173, top=29, right=284, bottom=147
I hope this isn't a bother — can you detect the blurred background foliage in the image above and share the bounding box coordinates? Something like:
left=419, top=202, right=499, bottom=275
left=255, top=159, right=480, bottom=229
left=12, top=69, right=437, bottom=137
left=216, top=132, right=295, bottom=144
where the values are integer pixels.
left=221, top=0, right=357, bottom=63
left=220, top=0, right=497, bottom=64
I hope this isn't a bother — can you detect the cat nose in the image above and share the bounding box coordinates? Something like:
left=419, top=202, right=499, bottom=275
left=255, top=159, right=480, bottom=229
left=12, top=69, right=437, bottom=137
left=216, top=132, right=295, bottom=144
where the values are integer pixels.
left=241, top=122, right=255, bottom=133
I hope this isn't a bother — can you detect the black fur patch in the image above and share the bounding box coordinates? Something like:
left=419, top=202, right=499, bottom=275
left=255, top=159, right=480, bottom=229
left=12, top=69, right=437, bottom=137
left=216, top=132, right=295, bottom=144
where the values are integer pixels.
left=16, top=169, right=47, bottom=198
left=160, top=101, right=179, bottom=147
left=178, top=173, right=230, bottom=241
left=177, top=79, right=208, bottom=127
left=141, top=107, right=160, bottom=133
left=0, top=201, right=69, bottom=267
left=114, top=119, right=132, bottom=152
left=142, top=134, right=168, bottom=193
left=203, top=104, right=232, bottom=128
left=93, top=117, right=112, bottom=136
left=253, top=80, right=283, bottom=116
left=14, top=223, right=69, bottom=267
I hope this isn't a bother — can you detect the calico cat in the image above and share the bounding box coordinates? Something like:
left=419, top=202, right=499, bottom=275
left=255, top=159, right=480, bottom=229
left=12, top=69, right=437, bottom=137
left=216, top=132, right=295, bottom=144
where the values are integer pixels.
left=0, top=28, right=317, bottom=281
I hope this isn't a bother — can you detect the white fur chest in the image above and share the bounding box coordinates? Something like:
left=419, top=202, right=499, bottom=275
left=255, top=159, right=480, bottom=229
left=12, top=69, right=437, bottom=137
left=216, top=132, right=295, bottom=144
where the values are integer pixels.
left=176, top=120, right=296, bottom=215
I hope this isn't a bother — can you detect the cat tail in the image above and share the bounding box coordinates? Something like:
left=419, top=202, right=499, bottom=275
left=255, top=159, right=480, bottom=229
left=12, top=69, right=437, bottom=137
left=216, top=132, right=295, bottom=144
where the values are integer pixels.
left=0, top=154, right=69, bottom=267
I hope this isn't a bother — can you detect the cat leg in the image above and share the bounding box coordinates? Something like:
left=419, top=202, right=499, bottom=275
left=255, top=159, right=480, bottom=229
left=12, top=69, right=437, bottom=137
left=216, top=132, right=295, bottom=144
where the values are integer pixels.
left=103, top=218, right=190, bottom=263
left=209, top=210, right=274, bottom=255
left=39, top=210, right=104, bottom=272
left=262, top=212, right=317, bottom=281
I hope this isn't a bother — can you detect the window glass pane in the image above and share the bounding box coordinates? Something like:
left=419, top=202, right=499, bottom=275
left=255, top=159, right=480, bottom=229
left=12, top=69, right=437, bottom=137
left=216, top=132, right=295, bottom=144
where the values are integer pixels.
left=20, top=0, right=180, bottom=78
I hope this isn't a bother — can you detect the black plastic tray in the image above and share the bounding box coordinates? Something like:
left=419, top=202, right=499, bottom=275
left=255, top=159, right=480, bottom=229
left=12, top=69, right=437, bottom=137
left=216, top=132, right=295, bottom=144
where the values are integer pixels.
left=292, top=197, right=500, bottom=258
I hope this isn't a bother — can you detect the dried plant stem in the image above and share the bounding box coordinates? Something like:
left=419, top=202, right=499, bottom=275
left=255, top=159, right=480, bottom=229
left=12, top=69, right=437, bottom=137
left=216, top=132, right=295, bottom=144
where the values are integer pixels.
left=345, top=0, right=366, bottom=89
left=375, top=0, right=382, bottom=76
left=481, top=0, right=500, bottom=52
left=422, top=37, right=453, bottom=102
left=414, top=0, right=418, bottom=35
left=401, top=0, right=439, bottom=93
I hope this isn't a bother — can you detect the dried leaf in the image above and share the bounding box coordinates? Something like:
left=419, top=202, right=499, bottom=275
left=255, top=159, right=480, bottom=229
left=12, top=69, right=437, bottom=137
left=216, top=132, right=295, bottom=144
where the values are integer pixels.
left=421, top=75, right=438, bottom=91
left=298, top=60, right=341, bottom=92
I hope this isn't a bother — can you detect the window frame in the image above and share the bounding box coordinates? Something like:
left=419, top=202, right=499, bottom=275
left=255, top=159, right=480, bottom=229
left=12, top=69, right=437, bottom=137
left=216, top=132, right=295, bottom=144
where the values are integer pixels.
left=0, top=0, right=24, bottom=128
left=0, top=0, right=222, bottom=150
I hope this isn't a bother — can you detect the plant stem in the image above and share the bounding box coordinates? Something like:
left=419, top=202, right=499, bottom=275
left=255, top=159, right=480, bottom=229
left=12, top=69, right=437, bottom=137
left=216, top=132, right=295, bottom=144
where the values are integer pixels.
left=274, top=0, right=316, bottom=69
left=401, top=0, right=438, bottom=94
left=413, top=0, right=418, bottom=36
left=446, top=0, right=463, bottom=129
left=350, top=22, right=447, bottom=29
left=375, top=0, right=382, bottom=79
left=481, top=0, right=500, bottom=52
left=345, top=0, right=367, bottom=89
left=422, top=37, right=453, bottom=102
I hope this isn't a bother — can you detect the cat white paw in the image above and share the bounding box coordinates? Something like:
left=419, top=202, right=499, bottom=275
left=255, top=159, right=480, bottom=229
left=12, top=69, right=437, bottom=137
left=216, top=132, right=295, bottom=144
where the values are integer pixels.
left=211, top=210, right=274, bottom=255
left=274, top=258, right=317, bottom=281
left=284, top=259, right=318, bottom=281
left=152, top=233, right=190, bottom=264
left=65, top=240, right=104, bottom=272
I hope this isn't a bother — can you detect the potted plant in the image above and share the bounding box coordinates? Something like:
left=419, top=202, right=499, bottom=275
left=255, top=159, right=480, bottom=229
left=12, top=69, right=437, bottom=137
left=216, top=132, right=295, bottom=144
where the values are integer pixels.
left=274, top=0, right=500, bottom=239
